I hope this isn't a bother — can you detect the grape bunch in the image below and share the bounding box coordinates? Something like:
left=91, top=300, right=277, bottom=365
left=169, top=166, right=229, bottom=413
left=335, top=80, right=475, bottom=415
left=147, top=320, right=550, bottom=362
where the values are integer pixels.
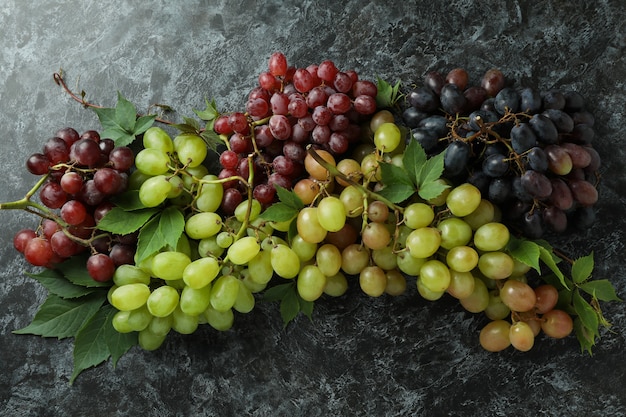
left=401, top=67, right=601, bottom=238
left=213, top=52, right=379, bottom=213
left=15, top=127, right=135, bottom=281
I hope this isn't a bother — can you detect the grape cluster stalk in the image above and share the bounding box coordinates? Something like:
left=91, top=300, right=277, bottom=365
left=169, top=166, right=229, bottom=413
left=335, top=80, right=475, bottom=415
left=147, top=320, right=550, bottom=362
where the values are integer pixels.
left=1, top=52, right=610, bottom=357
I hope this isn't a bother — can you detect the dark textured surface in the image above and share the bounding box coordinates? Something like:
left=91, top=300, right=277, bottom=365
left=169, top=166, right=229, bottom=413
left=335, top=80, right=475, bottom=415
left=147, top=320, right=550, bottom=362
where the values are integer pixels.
left=1, top=1, right=625, bottom=416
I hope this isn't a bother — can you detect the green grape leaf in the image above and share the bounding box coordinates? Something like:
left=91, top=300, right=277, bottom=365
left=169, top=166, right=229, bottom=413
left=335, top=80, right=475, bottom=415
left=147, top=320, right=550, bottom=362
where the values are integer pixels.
left=579, top=279, right=622, bottom=302
left=280, top=288, right=301, bottom=327
left=102, top=304, right=138, bottom=367
left=538, top=245, right=569, bottom=290
left=506, top=237, right=541, bottom=274
left=110, top=190, right=146, bottom=211
left=571, top=252, right=594, bottom=284
left=114, top=91, right=137, bottom=131
left=418, top=179, right=449, bottom=202
left=13, top=293, right=105, bottom=339
left=574, top=317, right=595, bottom=355
left=573, top=290, right=599, bottom=338
left=170, top=123, right=200, bottom=134
left=402, top=139, right=427, bottom=187
left=376, top=77, right=401, bottom=108
left=261, top=283, right=293, bottom=302
left=57, top=256, right=112, bottom=288
left=135, top=214, right=166, bottom=264
left=298, top=296, right=314, bottom=322
left=97, top=207, right=159, bottom=235
left=275, top=184, right=304, bottom=210
left=70, top=306, right=113, bottom=384
left=378, top=161, right=415, bottom=203
left=159, top=206, right=185, bottom=250
left=260, top=203, right=299, bottom=222
left=134, top=115, right=158, bottom=136
left=92, top=92, right=156, bottom=147
left=194, top=97, right=219, bottom=121
left=417, top=150, right=446, bottom=185
left=26, top=269, right=94, bottom=299
left=200, top=129, right=223, bottom=155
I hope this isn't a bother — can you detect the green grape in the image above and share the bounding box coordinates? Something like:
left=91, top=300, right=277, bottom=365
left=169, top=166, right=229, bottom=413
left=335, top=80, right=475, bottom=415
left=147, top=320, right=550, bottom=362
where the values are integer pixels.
left=110, top=283, right=151, bottom=311
left=210, top=275, right=240, bottom=312
left=166, top=175, right=185, bottom=199
left=216, top=231, right=234, bottom=249
left=147, top=315, right=173, bottom=337
left=143, top=126, right=175, bottom=153
left=146, top=285, right=180, bottom=317
left=204, top=305, right=234, bottom=331
left=396, top=224, right=412, bottom=248
left=261, top=235, right=286, bottom=251
left=341, top=244, right=370, bottom=275
left=419, top=259, right=451, bottom=292
left=437, top=217, right=472, bottom=250
left=416, top=277, right=445, bottom=301
left=474, top=222, right=510, bottom=252
left=179, top=284, right=212, bottom=316
left=185, top=212, right=223, bottom=240
left=171, top=305, right=199, bottom=334
left=269, top=217, right=293, bottom=233
left=371, top=246, right=398, bottom=271
left=477, top=251, right=514, bottom=280
left=459, top=277, right=489, bottom=313
left=152, top=251, right=191, bottom=281
left=113, top=264, right=151, bottom=286
left=182, top=257, right=220, bottom=289
left=446, top=183, right=482, bottom=217
left=174, top=133, right=207, bottom=168
left=297, top=207, right=328, bottom=243
left=112, top=310, right=134, bottom=333
left=271, top=244, right=301, bottom=279
left=403, top=202, right=435, bottom=229
left=479, top=320, right=511, bottom=352
left=227, top=236, right=261, bottom=265
left=297, top=264, right=327, bottom=301
left=316, top=243, right=342, bottom=277
left=374, top=122, right=401, bottom=153
left=167, top=233, right=192, bottom=257
left=136, top=254, right=155, bottom=276
left=195, top=174, right=223, bottom=213
left=317, top=196, right=347, bottom=232
left=396, top=251, right=426, bottom=275
left=463, top=199, right=495, bottom=230
left=235, top=199, right=262, bottom=223
left=509, top=321, right=535, bottom=351
left=139, top=175, right=173, bottom=207
left=445, top=246, right=479, bottom=273
left=406, top=227, right=441, bottom=259
left=446, top=270, right=475, bottom=299
left=247, top=250, right=273, bottom=285
left=128, top=169, right=151, bottom=190
left=385, top=269, right=407, bottom=296
left=323, top=272, right=348, bottom=297
left=241, top=270, right=267, bottom=293
left=339, top=185, right=364, bottom=217
left=233, top=280, right=255, bottom=313
left=291, top=234, right=318, bottom=262
left=360, top=153, right=382, bottom=182
left=485, top=290, right=511, bottom=320
left=138, top=328, right=167, bottom=351
left=126, top=305, right=153, bottom=332
left=198, top=236, right=224, bottom=258
left=135, top=148, right=171, bottom=175
left=359, top=265, right=387, bottom=297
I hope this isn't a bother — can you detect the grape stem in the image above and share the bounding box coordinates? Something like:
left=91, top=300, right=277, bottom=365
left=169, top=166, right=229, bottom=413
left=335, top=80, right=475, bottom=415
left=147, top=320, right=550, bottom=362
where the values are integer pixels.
left=0, top=174, right=58, bottom=221
left=305, top=145, right=403, bottom=213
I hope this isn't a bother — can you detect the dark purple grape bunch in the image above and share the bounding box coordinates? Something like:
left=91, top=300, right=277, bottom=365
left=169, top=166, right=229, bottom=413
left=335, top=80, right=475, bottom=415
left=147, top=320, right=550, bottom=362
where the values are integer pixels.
left=212, top=52, right=378, bottom=214
left=18, top=127, right=137, bottom=281
left=401, top=68, right=601, bottom=238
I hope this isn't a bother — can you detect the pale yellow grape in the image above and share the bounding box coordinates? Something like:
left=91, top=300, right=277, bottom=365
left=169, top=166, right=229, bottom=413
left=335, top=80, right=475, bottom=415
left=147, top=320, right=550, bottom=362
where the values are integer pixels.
left=112, top=310, right=134, bottom=333
left=233, top=281, right=255, bottom=313
left=406, top=227, right=441, bottom=259
left=135, top=148, right=170, bottom=176
left=403, top=202, right=435, bottom=229
left=209, top=275, right=240, bottom=312
left=127, top=305, right=152, bottom=332
left=139, top=175, right=173, bottom=207
left=297, top=265, right=327, bottom=301
left=396, top=251, right=426, bottom=275
left=174, top=133, right=207, bottom=168
left=317, top=196, right=346, bottom=232
left=291, top=234, right=318, bottom=262
left=146, top=285, right=180, bottom=317
left=247, top=250, right=274, bottom=285
left=113, top=265, right=151, bottom=286
left=271, top=244, right=301, bottom=279
left=416, top=277, right=445, bottom=301
left=474, top=222, right=510, bottom=251
left=359, top=265, right=387, bottom=297
left=166, top=175, right=184, bottom=199
left=485, top=290, right=511, bottom=320
left=195, top=175, right=224, bottom=213
left=323, top=272, right=348, bottom=297
left=143, top=126, right=175, bottom=153
left=180, top=284, right=212, bottom=316
left=204, top=305, right=234, bottom=331
left=297, top=207, right=328, bottom=243
left=463, top=199, right=495, bottom=230
left=171, top=305, right=199, bottom=334
left=110, top=283, right=151, bottom=311
left=446, top=183, right=481, bottom=217
left=478, top=251, right=514, bottom=280
left=372, top=246, right=398, bottom=271
left=235, top=199, right=262, bottom=223
left=183, top=257, right=220, bottom=289
left=437, top=217, right=473, bottom=250
left=185, top=212, right=222, bottom=240
left=445, top=246, right=479, bottom=272
left=227, top=236, right=260, bottom=265
left=198, top=236, right=224, bottom=258
left=315, top=243, right=342, bottom=277
left=152, top=251, right=191, bottom=281
left=419, top=260, right=451, bottom=292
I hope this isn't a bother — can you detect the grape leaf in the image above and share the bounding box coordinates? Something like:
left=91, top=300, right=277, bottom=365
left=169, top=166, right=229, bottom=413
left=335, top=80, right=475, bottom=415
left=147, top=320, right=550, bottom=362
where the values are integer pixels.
left=417, top=150, right=446, bottom=185
left=275, top=184, right=304, bottom=210
left=134, top=115, right=157, bottom=136
left=417, top=180, right=449, bottom=201
left=70, top=306, right=113, bottom=384
left=135, top=214, right=166, bottom=264
left=13, top=293, right=105, bottom=339
left=110, top=190, right=146, bottom=211
left=114, top=91, right=136, bottom=131
left=402, top=138, right=427, bottom=187
left=579, top=280, right=622, bottom=302
left=26, top=269, right=95, bottom=299
left=92, top=92, right=156, bottom=147
left=574, top=317, right=595, bottom=355
left=102, top=304, right=137, bottom=367
left=262, top=283, right=293, bottom=302
left=506, top=237, right=541, bottom=273
left=573, top=290, right=599, bottom=339
left=280, top=289, right=301, bottom=327
left=260, top=203, right=299, bottom=222
left=571, top=252, right=594, bottom=284
left=97, top=207, right=159, bottom=235
left=376, top=77, right=401, bottom=108
left=57, top=256, right=112, bottom=288
left=194, top=97, right=219, bottom=121
left=299, top=296, right=314, bottom=322
left=159, top=206, right=185, bottom=250
left=200, top=129, right=223, bottom=155
left=538, top=245, right=569, bottom=290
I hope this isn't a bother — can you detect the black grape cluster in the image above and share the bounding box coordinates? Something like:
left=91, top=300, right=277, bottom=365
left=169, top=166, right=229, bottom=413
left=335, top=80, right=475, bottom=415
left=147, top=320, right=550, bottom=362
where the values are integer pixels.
left=401, top=68, right=600, bottom=238
left=213, top=52, right=378, bottom=214
left=16, top=127, right=136, bottom=281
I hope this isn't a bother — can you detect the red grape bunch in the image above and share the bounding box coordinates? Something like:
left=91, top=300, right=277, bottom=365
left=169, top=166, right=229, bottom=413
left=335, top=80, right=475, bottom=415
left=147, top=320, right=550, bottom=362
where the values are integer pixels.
left=213, top=52, right=379, bottom=214
left=401, top=68, right=601, bottom=238
left=15, top=127, right=136, bottom=281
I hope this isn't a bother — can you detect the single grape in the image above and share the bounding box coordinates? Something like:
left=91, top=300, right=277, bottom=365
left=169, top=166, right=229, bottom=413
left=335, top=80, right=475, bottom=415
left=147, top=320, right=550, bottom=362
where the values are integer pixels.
left=446, top=183, right=481, bottom=217
left=270, top=244, right=301, bottom=279
left=479, top=320, right=511, bottom=352
left=459, top=277, right=489, bottom=313
left=499, top=279, right=537, bottom=312
left=297, top=265, right=327, bottom=301
left=151, top=251, right=191, bottom=281
left=419, top=260, right=451, bottom=292
left=110, top=283, right=151, bottom=311
left=509, top=321, right=535, bottom=351
left=359, top=265, right=387, bottom=297
left=317, top=196, right=346, bottom=232
left=541, top=309, right=574, bottom=339
left=209, top=275, right=240, bottom=312
left=406, top=227, right=441, bottom=259
left=227, top=236, right=261, bottom=265
left=478, top=251, right=514, bottom=280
